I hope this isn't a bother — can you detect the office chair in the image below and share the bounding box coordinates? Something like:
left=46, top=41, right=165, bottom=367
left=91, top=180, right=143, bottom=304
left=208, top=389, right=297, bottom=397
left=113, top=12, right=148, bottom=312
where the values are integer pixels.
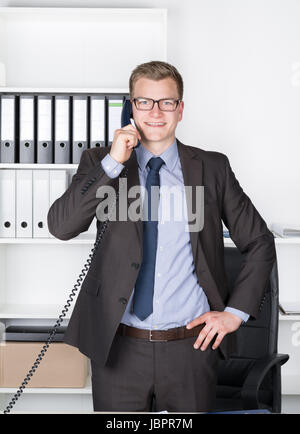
left=214, top=246, right=289, bottom=413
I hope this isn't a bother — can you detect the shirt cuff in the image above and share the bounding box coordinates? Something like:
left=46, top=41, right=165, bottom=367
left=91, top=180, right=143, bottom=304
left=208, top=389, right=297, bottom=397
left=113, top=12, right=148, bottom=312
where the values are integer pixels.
left=224, top=307, right=250, bottom=324
left=101, top=153, right=125, bottom=179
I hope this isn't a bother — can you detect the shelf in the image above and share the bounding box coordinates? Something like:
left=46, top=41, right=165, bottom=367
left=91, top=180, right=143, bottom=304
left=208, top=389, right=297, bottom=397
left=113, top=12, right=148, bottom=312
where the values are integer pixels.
left=0, top=163, right=79, bottom=170
left=224, top=237, right=300, bottom=245
left=0, top=304, right=73, bottom=319
left=1, top=236, right=299, bottom=246
left=0, top=376, right=92, bottom=395
left=279, top=313, right=300, bottom=321
left=0, top=235, right=95, bottom=244
left=273, top=237, right=300, bottom=244
left=0, top=87, right=128, bottom=94
left=0, top=7, right=165, bottom=17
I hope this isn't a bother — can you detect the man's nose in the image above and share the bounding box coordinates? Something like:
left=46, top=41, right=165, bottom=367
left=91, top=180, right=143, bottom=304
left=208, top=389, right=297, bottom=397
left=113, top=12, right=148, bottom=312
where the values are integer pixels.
left=150, top=101, right=163, bottom=116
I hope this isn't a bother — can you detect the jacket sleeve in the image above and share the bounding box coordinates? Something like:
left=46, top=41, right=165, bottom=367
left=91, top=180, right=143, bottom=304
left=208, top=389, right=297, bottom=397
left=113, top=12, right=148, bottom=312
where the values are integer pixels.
left=47, top=149, right=119, bottom=241
left=221, top=155, right=276, bottom=319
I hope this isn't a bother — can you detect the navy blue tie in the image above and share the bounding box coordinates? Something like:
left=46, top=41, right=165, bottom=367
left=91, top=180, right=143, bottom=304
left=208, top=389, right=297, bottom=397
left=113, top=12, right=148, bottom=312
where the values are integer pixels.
left=133, top=157, right=165, bottom=320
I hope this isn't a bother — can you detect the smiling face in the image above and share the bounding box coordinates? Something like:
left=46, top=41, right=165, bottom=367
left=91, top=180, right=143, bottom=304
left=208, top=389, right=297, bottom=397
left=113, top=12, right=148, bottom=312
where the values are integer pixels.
left=131, top=77, right=184, bottom=154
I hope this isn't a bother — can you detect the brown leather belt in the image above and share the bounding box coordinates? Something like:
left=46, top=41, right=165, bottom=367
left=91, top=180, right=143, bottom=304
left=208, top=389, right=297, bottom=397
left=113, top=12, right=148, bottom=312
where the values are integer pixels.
left=117, top=323, right=204, bottom=342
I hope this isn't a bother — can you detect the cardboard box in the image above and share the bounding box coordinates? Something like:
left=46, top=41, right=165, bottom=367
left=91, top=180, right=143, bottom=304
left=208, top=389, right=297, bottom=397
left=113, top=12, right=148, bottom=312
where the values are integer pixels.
left=0, top=342, right=88, bottom=388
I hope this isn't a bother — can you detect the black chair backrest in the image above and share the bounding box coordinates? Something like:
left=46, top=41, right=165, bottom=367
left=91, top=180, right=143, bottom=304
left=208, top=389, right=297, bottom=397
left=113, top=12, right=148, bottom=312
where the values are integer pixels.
left=224, top=246, right=279, bottom=359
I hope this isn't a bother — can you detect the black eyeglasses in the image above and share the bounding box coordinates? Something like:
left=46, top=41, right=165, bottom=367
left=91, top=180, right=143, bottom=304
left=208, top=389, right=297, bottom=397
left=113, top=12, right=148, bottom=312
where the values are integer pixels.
left=132, top=97, right=181, bottom=112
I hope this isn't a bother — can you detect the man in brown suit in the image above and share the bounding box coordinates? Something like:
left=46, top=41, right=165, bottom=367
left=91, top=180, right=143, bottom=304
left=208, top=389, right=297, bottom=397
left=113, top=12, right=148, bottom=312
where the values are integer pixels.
left=47, top=61, right=276, bottom=412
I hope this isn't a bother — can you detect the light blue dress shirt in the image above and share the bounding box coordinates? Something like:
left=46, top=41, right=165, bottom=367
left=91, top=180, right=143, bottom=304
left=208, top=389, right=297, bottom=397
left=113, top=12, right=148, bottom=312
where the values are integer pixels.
left=101, top=139, right=250, bottom=329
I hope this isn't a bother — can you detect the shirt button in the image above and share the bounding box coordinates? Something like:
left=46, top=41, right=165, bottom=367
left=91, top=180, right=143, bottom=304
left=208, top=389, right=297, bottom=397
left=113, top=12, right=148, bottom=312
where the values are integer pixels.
left=157, top=273, right=161, bottom=277
left=159, top=246, right=164, bottom=251
left=119, top=297, right=127, bottom=305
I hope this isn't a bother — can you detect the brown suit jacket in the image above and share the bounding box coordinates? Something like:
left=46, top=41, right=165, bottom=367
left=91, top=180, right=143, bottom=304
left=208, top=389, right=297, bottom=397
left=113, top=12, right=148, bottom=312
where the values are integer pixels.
left=47, top=139, right=276, bottom=367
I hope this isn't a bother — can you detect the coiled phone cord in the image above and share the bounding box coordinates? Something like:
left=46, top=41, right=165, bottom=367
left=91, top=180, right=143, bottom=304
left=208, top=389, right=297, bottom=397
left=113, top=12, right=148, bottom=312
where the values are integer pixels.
left=3, top=167, right=128, bottom=414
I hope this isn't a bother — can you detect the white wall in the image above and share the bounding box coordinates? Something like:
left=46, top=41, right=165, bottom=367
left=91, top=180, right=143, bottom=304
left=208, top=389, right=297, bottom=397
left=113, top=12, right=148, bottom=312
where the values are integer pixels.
left=1, top=0, right=300, bottom=227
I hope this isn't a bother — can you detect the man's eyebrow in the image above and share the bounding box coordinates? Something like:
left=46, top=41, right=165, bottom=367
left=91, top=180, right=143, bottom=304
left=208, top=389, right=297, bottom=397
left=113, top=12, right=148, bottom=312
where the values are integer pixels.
left=134, top=96, right=179, bottom=99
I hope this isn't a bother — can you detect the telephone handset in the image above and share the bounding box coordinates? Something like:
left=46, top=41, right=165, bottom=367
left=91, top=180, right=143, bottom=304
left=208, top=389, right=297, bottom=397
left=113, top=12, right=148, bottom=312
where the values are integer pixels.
left=3, top=100, right=133, bottom=414
left=121, top=98, right=141, bottom=148
left=121, top=98, right=133, bottom=127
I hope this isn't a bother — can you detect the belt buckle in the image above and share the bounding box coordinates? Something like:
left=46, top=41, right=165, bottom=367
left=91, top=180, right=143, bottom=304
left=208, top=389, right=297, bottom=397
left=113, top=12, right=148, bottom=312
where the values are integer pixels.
left=149, top=330, right=168, bottom=342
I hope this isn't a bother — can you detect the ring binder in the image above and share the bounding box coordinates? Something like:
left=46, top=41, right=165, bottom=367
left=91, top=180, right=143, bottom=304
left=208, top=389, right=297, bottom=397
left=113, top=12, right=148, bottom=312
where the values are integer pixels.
left=107, top=95, right=125, bottom=146
left=72, top=95, right=88, bottom=163
left=0, top=170, right=16, bottom=237
left=33, top=170, right=50, bottom=238
left=90, top=95, right=105, bottom=148
left=54, top=95, right=71, bottom=164
left=19, top=95, right=35, bottom=164
left=16, top=170, right=33, bottom=238
left=0, top=95, right=17, bottom=163
left=37, top=95, right=53, bottom=164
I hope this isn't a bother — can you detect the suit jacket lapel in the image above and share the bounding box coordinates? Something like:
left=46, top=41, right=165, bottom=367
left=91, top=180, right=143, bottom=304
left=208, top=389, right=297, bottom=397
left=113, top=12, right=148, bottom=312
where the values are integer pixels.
left=177, top=140, right=225, bottom=311
left=177, top=139, right=203, bottom=265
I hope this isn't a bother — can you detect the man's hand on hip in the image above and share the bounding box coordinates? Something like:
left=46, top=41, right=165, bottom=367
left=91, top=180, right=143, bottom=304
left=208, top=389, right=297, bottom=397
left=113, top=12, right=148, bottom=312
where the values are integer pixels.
left=186, top=311, right=243, bottom=351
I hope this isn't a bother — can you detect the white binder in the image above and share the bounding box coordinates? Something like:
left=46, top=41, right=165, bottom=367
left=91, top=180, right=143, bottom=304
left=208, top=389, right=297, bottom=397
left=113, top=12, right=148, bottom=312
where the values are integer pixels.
left=0, top=170, right=16, bottom=237
left=108, top=96, right=124, bottom=145
left=72, top=95, right=88, bottom=163
left=0, top=95, right=16, bottom=163
left=33, top=170, right=50, bottom=238
left=49, top=170, right=68, bottom=239
left=16, top=170, right=33, bottom=238
left=90, top=95, right=105, bottom=148
left=19, top=96, right=35, bottom=163
left=37, top=96, right=53, bottom=163
left=54, top=96, right=70, bottom=164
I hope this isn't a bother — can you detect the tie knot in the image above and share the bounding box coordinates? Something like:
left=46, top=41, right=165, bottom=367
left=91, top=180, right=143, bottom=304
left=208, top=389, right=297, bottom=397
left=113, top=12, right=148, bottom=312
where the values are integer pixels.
left=147, top=157, right=165, bottom=172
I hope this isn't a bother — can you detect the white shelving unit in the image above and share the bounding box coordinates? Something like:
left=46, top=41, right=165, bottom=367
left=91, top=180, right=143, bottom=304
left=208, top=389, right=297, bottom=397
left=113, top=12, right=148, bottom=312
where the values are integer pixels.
left=0, top=234, right=95, bottom=244
left=0, top=163, right=78, bottom=170
left=224, top=236, right=300, bottom=246
left=0, top=6, right=167, bottom=413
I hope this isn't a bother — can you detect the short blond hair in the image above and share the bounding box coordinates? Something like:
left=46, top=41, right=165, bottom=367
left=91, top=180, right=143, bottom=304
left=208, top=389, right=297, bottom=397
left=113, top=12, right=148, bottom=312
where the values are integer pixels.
left=129, top=60, right=184, bottom=100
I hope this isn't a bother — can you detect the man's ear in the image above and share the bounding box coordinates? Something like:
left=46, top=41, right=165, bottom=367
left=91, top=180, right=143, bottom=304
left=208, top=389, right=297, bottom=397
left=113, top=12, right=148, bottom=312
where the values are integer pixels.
left=178, top=100, right=184, bottom=122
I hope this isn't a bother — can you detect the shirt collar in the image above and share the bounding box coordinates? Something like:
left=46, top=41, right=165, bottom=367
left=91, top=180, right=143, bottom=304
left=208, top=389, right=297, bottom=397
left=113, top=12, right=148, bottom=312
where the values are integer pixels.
left=135, top=138, right=179, bottom=172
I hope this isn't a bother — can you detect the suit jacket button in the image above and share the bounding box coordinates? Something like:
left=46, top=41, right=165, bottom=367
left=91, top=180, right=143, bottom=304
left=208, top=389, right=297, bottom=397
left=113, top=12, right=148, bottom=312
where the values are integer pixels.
left=119, top=297, right=127, bottom=305
left=131, top=262, right=140, bottom=269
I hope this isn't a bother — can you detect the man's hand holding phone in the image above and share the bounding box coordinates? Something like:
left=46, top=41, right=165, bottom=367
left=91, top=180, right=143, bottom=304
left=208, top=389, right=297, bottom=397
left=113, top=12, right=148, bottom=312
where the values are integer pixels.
left=109, top=123, right=141, bottom=165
